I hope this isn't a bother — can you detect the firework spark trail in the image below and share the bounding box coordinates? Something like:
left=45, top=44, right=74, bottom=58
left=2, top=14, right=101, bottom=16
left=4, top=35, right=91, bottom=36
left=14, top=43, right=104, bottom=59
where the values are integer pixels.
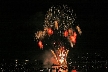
left=51, top=50, right=59, bottom=64
left=65, top=50, right=69, bottom=65
left=76, top=26, right=82, bottom=35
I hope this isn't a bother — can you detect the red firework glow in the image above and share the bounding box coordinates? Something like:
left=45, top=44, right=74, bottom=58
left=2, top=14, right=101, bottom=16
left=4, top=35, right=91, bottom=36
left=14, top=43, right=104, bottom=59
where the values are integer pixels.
left=69, top=32, right=77, bottom=43
left=64, top=30, right=68, bottom=37
left=38, top=41, right=43, bottom=49
left=73, top=32, right=77, bottom=37
left=70, top=36, right=76, bottom=43
left=47, top=28, right=53, bottom=35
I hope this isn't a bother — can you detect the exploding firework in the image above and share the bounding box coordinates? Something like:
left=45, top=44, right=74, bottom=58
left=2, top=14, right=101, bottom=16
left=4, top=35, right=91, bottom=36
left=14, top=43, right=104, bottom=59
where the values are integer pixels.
left=35, top=5, right=82, bottom=67
left=51, top=47, right=69, bottom=65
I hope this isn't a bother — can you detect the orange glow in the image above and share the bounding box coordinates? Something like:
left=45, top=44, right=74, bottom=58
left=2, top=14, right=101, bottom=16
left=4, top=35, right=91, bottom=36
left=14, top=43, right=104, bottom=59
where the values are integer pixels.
left=70, top=36, right=76, bottom=43
left=38, top=41, right=43, bottom=49
left=64, top=30, right=68, bottom=37
left=71, top=70, right=77, bottom=72
left=73, top=32, right=77, bottom=37
left=47, top=28, right=53, bottom=35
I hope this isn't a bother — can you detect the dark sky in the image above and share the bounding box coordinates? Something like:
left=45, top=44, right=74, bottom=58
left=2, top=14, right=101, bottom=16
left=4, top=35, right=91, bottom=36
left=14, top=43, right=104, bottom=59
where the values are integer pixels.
left=0, top=0, right=108, bottom=59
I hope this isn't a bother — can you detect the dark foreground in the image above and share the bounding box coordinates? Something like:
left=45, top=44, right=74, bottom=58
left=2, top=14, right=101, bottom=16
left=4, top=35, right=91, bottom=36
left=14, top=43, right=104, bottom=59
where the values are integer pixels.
left=0, top=59, right=107, bottom=72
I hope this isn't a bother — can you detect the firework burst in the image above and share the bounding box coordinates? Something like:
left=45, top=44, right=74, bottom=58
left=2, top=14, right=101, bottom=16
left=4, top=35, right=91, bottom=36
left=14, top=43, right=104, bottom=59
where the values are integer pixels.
left=35, top=5, right=82, bottom=67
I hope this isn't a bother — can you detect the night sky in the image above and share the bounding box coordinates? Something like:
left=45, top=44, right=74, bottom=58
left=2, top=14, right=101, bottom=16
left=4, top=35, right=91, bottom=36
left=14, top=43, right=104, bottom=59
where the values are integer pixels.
left=0, top=0, right=108, bottom=59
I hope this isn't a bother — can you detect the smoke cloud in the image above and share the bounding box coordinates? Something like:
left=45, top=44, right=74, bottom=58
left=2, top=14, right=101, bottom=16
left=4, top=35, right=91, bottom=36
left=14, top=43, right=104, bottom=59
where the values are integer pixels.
left=40, top=50, right=58, bottom=68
